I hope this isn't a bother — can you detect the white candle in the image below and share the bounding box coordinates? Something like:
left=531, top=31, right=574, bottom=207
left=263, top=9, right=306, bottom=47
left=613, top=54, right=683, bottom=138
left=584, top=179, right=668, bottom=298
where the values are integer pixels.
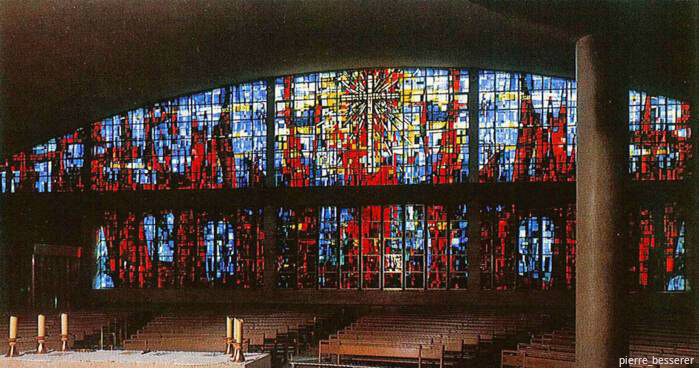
left=234, top=318, right=243, bottom=344
left=37, top=314, right=46, bottom=337
left=9, top=316, right=17, bottom=339
left=226, top=316, right=233, bottom=339
left=61, top=313, right=68, bottom=336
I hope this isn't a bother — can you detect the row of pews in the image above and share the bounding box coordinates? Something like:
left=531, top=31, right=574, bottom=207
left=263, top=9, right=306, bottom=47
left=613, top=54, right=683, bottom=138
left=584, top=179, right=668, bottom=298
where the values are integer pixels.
left=123, top=310, right=335, bottom=365
left=313, top=312, right=548, bottom=368
left=502, top=322, right=699, bottom=368
left=0, top=311, right=128, bottom=353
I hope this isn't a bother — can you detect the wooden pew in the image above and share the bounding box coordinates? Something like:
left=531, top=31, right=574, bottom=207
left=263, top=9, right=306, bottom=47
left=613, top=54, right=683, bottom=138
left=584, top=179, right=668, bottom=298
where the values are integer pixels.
left=320, top=339, right=445, bottom=368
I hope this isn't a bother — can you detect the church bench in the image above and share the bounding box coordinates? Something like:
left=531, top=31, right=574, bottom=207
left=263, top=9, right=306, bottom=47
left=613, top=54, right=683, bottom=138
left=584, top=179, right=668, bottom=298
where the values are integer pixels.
left=501, top=348, right=575, bottom=368
left=517, top=342, right=575, bottom=354
left=504, top=325, right=699, bottom=368
left=319, top=339, right=446, bottom=368
left=345, top=325, right=499, bottom=343
left=330, top=332, right=465, bottom=355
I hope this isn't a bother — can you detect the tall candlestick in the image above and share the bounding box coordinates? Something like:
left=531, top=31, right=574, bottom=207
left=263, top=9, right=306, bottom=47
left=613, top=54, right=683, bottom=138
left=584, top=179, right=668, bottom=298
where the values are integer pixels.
left=37, top=314, right=46, bottom=337
left=232, top=318, right=245, bottom=362
left=226, top=316, right=233, bottom=339
left=61, top=313, right=68, bottom=336
left=9, top=316, right=17, bottom=339
left=234, top=318, right=243, bottom=344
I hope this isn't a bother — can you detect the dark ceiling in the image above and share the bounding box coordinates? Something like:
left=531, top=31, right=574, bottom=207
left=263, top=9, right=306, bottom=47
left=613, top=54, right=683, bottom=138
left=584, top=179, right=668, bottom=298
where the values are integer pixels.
left=0, top=0, right=695, bottom=157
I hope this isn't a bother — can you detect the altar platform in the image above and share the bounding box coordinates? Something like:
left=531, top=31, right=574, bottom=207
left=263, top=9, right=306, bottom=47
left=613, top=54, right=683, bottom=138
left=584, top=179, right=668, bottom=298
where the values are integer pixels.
left=0, top=350, right=271, bottom=368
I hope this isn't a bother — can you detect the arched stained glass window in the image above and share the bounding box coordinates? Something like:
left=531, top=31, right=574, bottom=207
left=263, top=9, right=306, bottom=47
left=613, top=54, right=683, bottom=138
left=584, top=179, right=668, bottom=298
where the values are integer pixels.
left=0, top=66, right=689, bottom=294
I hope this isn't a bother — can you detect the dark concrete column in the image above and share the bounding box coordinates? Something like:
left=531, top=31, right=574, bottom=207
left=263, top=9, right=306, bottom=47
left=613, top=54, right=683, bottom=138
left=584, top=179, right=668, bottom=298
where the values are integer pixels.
left=262, top=78, right=278, bottom=292
left=467, top=68, right=482, bottom=291
left=575, top=34, right=629, bottom=368
left=689, top=6, right=699, bottom=332
left=688, top=105, right=699, bottom=332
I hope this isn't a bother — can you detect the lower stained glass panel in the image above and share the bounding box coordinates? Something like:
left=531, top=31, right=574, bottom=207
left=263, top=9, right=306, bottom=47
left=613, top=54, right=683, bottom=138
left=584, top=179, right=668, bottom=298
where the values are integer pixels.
left=480, top=204, right=576, bottom=290
left=427, top=205, right=449, bottom=289
left=340, top=208, right=360, bottom=289
left=319, top=206, right=339, bottom=288
left=277, top=204, right=469, bottom=290
left=361, top=206, right=382, bottom=289
left=630, top=203, right=688, bottom=291
left=405, top=205, right=425, bottom=289
left=93, top=208, right=264, bottom=289
left=449, top=205, right=469, bottom=289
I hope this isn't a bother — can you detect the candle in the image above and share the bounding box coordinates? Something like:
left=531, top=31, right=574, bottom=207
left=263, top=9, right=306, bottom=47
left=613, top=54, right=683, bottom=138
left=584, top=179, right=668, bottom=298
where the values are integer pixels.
left=226, top=316, right=233, bottom=339
left=38, top=314, right=46, bottom=337
left=61, top=313, right=68, bottom=336
left=9, top=316, right=17, bottom=339
left=234, top=318, right=243, bottom=344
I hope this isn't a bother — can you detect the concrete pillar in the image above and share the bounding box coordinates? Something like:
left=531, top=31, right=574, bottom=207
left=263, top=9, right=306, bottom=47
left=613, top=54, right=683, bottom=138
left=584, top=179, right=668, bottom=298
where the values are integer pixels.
left=262, top=78, right=278, bottom=291
left=689, top=1, right=699, bottom=332
left=688, top=93, right=699, bottom=332
left=575, top=34, right=629, bottom=368
left=467, top=69, right=482, bottom=291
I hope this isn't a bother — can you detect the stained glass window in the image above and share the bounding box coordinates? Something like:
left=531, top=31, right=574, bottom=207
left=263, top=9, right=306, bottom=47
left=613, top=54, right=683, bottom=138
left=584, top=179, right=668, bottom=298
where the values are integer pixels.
left=3, top=67, right=692, bottom=297
left=297, top=208, right=319, bottom=288
left=276, top=207, right=318, bottom=288
left=174, top=210, right=198, bottom=286
left=449, top=205, right=469, bottom=289
left=479, top=71, right=576, bottom=182
left=0, top=159, right=7, bottom=193
left=94, top=208, right=264, bottom=289
left=275, top=68, right=469, bottom=187
left=361, top=206, right=382, bottom=289
left=340, top=208, right=360, bottom=289
left=427, top=205, right=448, bottom=289
left=318, top=206, right=339, bottom=288
left=383, top=205, right=404, bottom=289
left=90, top=82, right=267, bottom=191
left=480, top=204, right=575, bottom=290
left=277, top=204, right=468, bottom=290
left=629, top=91, right=692, bottom=180
left=93, top=226, right=114, bottom=289
left=9, top=152, right=25, bottom=192
left=405, top=205, right=425, bottom=289
left=630, top=203, right=688, bottom=291
left=517, top=216, right=554, bottom=288
left=3, top=130, right=86, bottom=193
left=236, top=209, right=265, bottom=288
left=276, top=208, right=298, bottom=288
